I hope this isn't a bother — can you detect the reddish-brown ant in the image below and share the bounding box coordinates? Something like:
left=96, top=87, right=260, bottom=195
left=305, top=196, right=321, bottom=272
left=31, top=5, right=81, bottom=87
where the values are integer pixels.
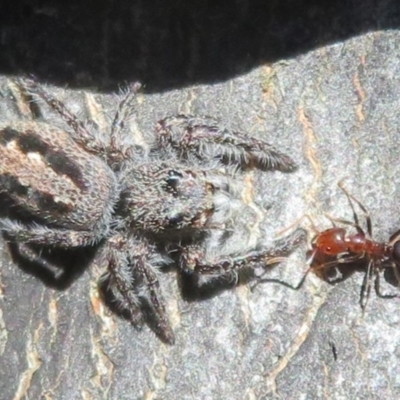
left=298, top=182, right=400, bottom=311
left=256, top=183, right=400, bottom=311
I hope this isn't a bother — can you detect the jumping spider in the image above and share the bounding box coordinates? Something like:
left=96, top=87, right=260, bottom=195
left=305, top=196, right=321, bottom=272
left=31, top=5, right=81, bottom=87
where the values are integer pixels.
left=0, top=77, right=301, bottom=343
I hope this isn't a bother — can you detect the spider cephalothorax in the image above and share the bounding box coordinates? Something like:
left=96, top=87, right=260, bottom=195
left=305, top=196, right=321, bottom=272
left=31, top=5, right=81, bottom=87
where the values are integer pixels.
left=0, top=77, right=301, bottom=343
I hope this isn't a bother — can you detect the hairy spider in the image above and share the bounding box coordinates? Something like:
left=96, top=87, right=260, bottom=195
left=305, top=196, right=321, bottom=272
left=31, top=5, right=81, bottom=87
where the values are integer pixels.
left=0, top=77, right=300, bottom=343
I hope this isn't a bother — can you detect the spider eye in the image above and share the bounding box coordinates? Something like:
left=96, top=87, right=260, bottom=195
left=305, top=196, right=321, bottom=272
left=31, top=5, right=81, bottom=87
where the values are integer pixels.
left=168, top=170, right=182, bottom=177
left=165, top=170, right=183, bottom=193
left=167, top=212, right=185, bottom=226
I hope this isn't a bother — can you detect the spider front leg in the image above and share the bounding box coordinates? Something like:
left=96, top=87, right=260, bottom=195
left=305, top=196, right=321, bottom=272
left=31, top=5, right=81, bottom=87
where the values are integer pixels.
left=103, top=234, right=175, bottom=344
left=180, top=229, right=306, bottom=286
left=181, top=245, right=267, bottom=279
left=156, top=115, right=297, bottom=172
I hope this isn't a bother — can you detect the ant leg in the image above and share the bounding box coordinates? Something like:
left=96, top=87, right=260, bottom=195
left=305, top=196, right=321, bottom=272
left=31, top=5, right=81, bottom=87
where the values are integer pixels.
left=391, top=262, right=400, bottom=288
left=250, top=255, right=313, bottom=291
left=338, top=181, right=372, bottom=237
left=325, top=216, right=365, bottom=236
left=374, top=270, right=399, bottom=300
left=325, top=209, right=366, bottom=237
left=388, top=233, right=400, bottom=289
left=278, top=252, right=364, bottom=290
left=253, top=243, right=317, bottom=291
left=337, top=253, right=364, bottom=264
left=360, top=259, right=374, bottom=313
left=275, top=214, right=320, bottom=238
left=389, top=228, right=400, bottom=245
left=258, top=266, right=312, bottom=291
left=256, top=249, right=363, bottom=290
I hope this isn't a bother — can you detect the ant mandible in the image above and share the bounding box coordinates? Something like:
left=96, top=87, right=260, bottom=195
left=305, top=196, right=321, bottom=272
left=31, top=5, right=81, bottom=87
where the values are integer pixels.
left=297, top=182, right=400, bottom=312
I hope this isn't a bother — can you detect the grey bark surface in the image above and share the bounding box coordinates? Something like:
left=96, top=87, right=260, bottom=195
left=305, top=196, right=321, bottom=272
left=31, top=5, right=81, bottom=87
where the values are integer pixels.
left=1, top=1, right=400, bottom=399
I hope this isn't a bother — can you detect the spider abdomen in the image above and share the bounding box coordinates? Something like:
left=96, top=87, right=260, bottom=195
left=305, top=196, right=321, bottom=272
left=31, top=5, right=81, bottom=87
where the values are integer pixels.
left=0, top=120, right=118, bottom=230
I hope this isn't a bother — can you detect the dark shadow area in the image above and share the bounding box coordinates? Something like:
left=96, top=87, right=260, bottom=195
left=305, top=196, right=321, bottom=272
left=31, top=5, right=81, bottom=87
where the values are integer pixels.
left=0, top=193, right=98, bottom=289
left=1, top=0, right=399, bottom=92
left=6, top=237, right=98, bottom=289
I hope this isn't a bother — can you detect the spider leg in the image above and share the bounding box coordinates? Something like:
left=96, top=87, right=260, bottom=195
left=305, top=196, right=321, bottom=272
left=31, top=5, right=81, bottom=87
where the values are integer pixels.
left=181, top=229, right=305, bottom=285
left=101, top=241, right=143, bottom=326
left=156, top=115, right=297, bottom=172
left=13, top=77, right=107, bottom=155
left=107, top=83, right=143, bottom=166
left=0, top=218, right=102, bottom=247
left=104, top=235, right=175, bottom=344
left=181, top=246, right=269, bottom=276
left=136, top=249, right=175, bottom=344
